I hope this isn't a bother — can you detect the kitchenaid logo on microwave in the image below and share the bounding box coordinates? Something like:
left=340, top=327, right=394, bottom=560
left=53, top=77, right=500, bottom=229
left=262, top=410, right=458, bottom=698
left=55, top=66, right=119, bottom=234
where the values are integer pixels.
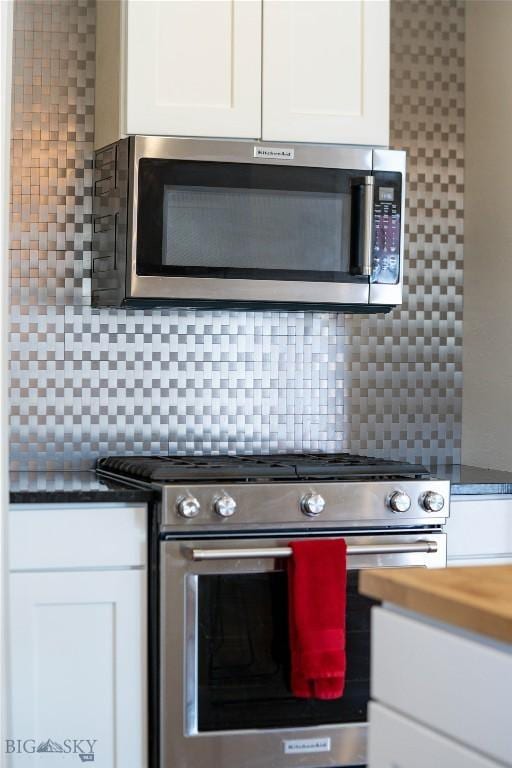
left=253, top=146, right=295, bottom=160
left=283, top=737, right=331, bottom=754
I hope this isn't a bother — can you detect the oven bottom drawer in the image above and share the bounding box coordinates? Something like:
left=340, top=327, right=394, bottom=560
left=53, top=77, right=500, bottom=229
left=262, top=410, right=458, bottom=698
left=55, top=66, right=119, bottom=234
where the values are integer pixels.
left=165, top=725, right=367, bottom=768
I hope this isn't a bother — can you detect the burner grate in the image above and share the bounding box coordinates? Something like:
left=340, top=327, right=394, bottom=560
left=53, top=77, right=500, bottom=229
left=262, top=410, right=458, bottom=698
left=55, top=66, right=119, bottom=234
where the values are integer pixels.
left=96, top=453, right=430, bottom=483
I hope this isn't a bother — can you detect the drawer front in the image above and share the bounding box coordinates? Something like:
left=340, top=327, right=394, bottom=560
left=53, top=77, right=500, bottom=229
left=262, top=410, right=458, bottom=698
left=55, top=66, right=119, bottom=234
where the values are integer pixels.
left=447, top=496, right=512, bottom=561
left=371, top=606, right=512, bottom=766
left=9, top=504, right=147, bottom=571
left=368, top=702, right=504, bottom=768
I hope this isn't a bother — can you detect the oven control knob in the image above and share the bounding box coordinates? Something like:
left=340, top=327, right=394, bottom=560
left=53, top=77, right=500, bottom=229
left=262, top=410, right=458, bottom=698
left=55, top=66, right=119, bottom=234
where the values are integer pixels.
left=177, top=494, right=200, bottom=518
left=421, top=491, right=445, bottom=513
left=214, top=495, right=237, bottom=518
left=301, top=492, right=326, bottom=517
left=388, top=490, right=411, bottom=514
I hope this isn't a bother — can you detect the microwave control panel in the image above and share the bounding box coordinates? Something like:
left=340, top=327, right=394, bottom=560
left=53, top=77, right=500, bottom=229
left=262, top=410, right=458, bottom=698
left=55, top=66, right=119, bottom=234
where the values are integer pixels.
left=371, top=173, right=402, bottom=285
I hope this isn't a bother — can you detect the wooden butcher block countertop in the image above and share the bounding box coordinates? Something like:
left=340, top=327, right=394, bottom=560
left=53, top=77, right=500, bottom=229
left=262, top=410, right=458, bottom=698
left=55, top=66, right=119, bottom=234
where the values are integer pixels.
left=359, top=565, right=512, bottom=644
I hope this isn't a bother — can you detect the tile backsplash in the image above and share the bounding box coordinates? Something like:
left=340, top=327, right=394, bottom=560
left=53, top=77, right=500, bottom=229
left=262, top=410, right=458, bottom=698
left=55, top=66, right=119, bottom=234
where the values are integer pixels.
left=9, top=0, right=464, bottom=471
left=347, top=0, right=464, bottom=463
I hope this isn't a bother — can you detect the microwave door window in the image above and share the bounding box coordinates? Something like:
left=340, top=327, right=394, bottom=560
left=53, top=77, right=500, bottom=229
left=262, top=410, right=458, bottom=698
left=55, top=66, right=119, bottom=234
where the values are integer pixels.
left=136, top=159, right=366, bottom=283
left=161, top=185, right=348, bottom=276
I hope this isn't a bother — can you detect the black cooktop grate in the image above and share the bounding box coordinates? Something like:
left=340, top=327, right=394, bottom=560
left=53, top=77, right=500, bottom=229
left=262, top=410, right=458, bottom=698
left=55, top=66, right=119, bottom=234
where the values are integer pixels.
left=96, top=453, right=430, bottom=483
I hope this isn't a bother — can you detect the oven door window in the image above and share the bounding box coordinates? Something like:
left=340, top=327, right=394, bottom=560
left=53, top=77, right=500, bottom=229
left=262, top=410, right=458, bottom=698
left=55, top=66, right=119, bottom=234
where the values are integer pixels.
left=197, top=570, right=376, bottom=732
left=136, top=159, right=367, bottom=284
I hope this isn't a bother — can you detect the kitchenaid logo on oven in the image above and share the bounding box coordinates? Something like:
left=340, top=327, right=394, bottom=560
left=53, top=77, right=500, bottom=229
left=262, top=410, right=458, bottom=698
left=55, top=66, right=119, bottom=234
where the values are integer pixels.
left=283, top=737, right=331, bottom=754
left=253, top=146, right=295, bottom=160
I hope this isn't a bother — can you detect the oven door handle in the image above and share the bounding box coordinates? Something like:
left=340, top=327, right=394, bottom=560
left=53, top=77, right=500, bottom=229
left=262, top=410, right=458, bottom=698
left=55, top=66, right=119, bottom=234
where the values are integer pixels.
left=189, top=540, right=438, bottom=561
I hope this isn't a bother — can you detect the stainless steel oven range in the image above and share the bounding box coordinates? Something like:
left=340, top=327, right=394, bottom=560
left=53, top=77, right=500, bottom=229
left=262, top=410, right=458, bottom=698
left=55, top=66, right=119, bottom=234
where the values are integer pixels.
left=97, top=453, right=449, bottom=768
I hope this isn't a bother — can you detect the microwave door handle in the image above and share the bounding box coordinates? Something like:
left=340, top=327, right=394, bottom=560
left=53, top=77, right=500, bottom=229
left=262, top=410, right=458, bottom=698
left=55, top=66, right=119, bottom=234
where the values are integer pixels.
left=361, top=176, right=375, bottom=276
left=189, top=540, right=438, bottom=561
left=351, top=176, right=375, bottom=277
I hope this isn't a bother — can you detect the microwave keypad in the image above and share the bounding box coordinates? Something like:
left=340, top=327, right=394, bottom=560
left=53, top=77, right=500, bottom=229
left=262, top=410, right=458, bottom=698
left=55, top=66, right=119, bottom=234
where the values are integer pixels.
left=371, top=197, right=400, bottom=285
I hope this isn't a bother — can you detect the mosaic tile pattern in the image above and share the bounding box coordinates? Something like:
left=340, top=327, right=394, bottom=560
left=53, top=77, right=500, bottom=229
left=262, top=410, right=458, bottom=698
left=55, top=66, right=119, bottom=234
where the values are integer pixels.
left=9, top=0, right=464, bottom=470
left=345, top=0, right=465, bottom=466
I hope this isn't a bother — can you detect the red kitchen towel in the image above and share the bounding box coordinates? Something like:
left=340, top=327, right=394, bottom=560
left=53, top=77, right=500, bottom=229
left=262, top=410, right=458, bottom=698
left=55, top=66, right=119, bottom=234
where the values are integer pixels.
left=287, top=538, right=347, bottom=699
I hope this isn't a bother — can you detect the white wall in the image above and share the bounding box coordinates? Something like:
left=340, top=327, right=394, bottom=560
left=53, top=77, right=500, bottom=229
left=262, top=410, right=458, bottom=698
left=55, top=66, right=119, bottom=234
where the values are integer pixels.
left=0, top=0, right=13, bottom=757
left=462, top=0, right=512, bottom=470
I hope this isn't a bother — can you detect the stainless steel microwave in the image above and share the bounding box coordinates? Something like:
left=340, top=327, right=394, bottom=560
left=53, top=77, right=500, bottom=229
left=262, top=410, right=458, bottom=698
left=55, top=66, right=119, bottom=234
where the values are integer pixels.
left=92, top=136, right=406, bottom=312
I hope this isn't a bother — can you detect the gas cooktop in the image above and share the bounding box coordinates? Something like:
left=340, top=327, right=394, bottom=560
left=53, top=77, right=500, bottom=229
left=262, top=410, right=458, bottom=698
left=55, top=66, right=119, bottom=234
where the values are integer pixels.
left=96, top=452, right=448, bottom=530
left=96, top=452, right=429, bottom=483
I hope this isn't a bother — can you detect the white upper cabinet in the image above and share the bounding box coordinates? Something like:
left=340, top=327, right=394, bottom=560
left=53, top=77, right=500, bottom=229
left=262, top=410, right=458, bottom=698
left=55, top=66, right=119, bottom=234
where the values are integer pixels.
left=94, top=0, right=390, bottom=148
left=95, top=0, right=262, bottom=148
left=126, top=0, right=262, bottom=139
left=262, top=0, right=390, bottom=145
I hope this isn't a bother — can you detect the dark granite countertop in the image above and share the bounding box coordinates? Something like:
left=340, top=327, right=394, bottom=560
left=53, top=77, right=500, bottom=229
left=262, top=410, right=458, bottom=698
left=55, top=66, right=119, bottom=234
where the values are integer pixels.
left=431, top=464, right=512, bottom=495
left=9, top=471, right=156, bottom=505
left=10, top=463, right=512, bottom=505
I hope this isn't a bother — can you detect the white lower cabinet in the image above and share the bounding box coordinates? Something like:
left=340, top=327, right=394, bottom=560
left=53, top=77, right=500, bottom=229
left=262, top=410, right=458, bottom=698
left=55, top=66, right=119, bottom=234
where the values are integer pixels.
left=7, top=504, right=148, bottom=768
left=370, top=606, right=512, bottom=767
left=369, top=702, right=503, bottom=768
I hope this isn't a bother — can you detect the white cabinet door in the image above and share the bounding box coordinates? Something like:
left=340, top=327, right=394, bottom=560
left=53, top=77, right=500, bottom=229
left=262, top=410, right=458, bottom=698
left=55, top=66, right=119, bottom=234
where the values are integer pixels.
left=262, top=0, right=389, bottom=145
left=125, top=0, right=262, bottom=139
left=8, top=569, right=147, bottom=768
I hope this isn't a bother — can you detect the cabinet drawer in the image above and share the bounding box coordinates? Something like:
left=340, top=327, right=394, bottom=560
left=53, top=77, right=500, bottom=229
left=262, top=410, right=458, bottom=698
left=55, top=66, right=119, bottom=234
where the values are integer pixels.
left=368, top=702, right=504, bottom=768
left=9, top=504, right=147, bottom=571
left=371, top=606, right=512, bottom=766
left=446, top=496, right=512, bottom=561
